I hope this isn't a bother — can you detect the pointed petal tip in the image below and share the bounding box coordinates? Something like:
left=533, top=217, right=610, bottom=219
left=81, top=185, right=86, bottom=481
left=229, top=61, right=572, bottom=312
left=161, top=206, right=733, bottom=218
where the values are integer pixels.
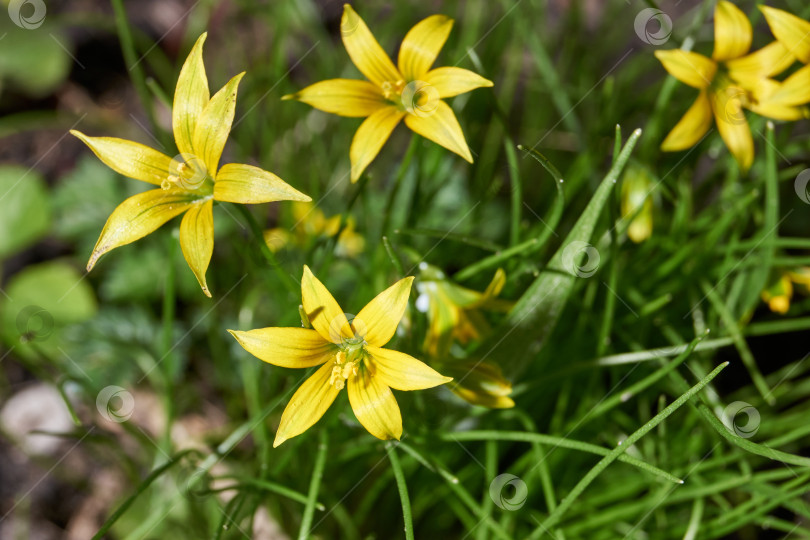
left=86, top=250, right=103, bottom=272
left=272, top=434, right=287, bottom=448
left=280, top=93, right=296, bottom=101
left=201, top=286, right=212, bottom=298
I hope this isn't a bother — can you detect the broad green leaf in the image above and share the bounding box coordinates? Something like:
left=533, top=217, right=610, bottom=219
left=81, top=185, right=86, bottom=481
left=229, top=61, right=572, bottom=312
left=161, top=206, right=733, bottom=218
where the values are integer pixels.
left=490, top=128, right=642, bottom=376
left=0, top=20, right=71, bottom=97
left=0, top=261, right=97, bottom=356
left=0, top=165, right=51, bottom=258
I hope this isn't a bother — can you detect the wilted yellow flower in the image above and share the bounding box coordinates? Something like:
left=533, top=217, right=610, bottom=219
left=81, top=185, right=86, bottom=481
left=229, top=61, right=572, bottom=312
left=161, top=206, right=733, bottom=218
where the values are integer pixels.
left=415, top=264, right=511, bottom=358
left=762, top=268, right=810, bottom=314
left=263, top=202, right=365, bottom=258
left=762, top=274, right=793, bottom=314
left=283, top=4, right=493, bottom=182
left=229, top=266, right=452, bottom=446
left=621, top=165, right=654, bottom=243
left=414, top=264, right=513, bottom=408
left=438, top=360, right=514, bottom=409
left=72, top=33, right=310, bottom=296
left=655, top=1, right=806, bottom=171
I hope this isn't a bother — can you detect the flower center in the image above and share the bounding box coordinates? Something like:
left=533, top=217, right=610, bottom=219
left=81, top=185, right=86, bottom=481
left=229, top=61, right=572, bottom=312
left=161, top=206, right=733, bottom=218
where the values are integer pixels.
left=381, top=79, right=406, bottom=100
left=329, top=337, right=367, bottom=390
left=162, top=154, right=212, bottom=192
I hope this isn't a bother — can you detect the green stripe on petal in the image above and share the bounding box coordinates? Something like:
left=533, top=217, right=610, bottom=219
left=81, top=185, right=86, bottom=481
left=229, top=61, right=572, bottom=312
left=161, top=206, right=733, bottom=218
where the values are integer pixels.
left=354, top=276, right=413, bottom=347
left=70, top=131, right=173, bottom=186
left=341, top=5, right=402, bottom=87
left=404, top=100, right=472, bottom=162
left=397, top=14, right=454, bottom=81
left=214, top=163, right=311, bottom=204
left=349, top=106, right=405, bottom=182
left=712, top=1, right=752, bottom=62
left=87, top=189, right=198, bottom=271
left=228, top=327, right=335, bottom=368
left=423, top=67, right=493, bottom=99
left=179, top=198, right=214, bottom=297
left=661, top=91, right=713, bottom=152
left=274, top=361, right=340, bottom=447
left=367, top=346, right=453, bottom=391
left=301, top=265, right=354, bottom=343
left=282, top=79, right=387, bottom=117
left=173, top=33, right=210, bottom=156
left=192, top=72, right=244, bottom=176
left=348, top=368, right=402, bottom=441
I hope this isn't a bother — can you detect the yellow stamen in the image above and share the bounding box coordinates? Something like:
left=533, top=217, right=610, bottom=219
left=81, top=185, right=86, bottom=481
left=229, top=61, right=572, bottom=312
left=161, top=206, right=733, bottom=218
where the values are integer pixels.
left=381, top=79, right=406, bottom=100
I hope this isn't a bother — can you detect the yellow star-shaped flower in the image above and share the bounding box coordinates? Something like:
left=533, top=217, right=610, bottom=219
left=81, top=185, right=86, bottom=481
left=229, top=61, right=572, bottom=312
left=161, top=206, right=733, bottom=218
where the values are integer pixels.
left=71, top=33, right=310, bottom=296
left=655, top=1, right=807, bottom=171
left=283, top=4, right=493, bottom=182
left=229, top=265, right=452, bottom=446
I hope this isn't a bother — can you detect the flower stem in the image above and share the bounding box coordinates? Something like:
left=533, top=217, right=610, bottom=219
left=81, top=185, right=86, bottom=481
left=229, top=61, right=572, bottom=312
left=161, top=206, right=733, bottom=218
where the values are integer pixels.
left=298, top=430, right=328, bottom=540
left=160, top=236, right=177, bottom=451
left=381, top=135, right=419, bottom=238
left=386, top=442, right=415, bottom=540
left=109, top=0, right=161, bottom=140
left=235, top=204, right=299, bottom=296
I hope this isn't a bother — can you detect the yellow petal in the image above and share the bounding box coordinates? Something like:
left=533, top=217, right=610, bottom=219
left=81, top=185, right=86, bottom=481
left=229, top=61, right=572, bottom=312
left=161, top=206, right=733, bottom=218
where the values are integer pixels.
left=712, top=1, right=752, bottom=61
left=354, top=277, right=413, bottom=347
left=764, top=64, right=810, bottom=107
left=404, top=99, right=472, bottom=162
left=263, top=228, right=291, bottom=252
left=349, top=106, right=405, bottom=182
left=179, top=199, right=214, bottom=297
left=341, top=4, right=401, bottom=87
left=367, top=346, right=453, bottom=391
left=748, top=76, right=808, bottom=119
left=228, top=327, right=335, bottom=368
left=70, top=131, right=173, bottom=186
left=347, top=368, right=402, bottom=441
left=192, top=72, right=244, bottom=175
left=422, top=67, right=493, bottom=99
left=301, top=265, right=353, bottom=343
left=214, top=163, right=310, bottom=204
left=282, top=79, right=387, bottom=117
left=747, top=101, right=807, bottom=121
left=726, top=41, right=795, bottom=82
left=441, top=360, right=514, bottom=409
left=87, top=189, right=198, bottom=271
left=661, top=91, right=713, bottom=151
left=760, top=6, right=810, bottom=64
left=173, top=33, right=210, bottom=157
left=483, top=268, right=506, bottom=299
left=654, top=50, right=716, bottom=89
left=397, top=14, right=454, bottom=81
left=274, top=361, right=340, bottom=447
left=710, top=87, right=754, bottom=172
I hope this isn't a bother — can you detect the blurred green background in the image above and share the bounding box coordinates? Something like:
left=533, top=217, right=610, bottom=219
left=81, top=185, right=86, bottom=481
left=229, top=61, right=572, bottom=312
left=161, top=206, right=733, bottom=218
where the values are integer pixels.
left=3, top=0, right=810, bottom=538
